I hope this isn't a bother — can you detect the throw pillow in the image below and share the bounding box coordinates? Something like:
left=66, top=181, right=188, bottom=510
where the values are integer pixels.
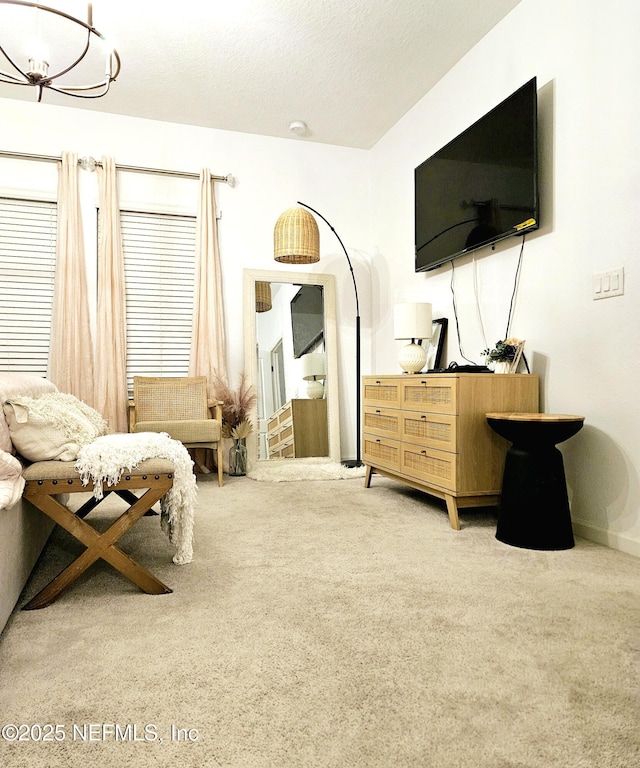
left=0, top=449, right=25, bottom=508
left=3, top=392, right=108, bottom=462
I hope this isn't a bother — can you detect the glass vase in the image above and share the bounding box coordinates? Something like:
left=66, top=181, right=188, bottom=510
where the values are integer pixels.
left=229, top=438, right=247, bottom=476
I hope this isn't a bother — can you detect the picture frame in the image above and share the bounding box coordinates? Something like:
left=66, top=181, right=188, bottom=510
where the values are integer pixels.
left=424, top=318, right=448, bottom=371
left=509, top=340, right=526, bottom=373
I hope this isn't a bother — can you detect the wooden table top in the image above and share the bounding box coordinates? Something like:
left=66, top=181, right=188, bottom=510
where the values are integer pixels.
left=486, top=412, right=585, bottom=422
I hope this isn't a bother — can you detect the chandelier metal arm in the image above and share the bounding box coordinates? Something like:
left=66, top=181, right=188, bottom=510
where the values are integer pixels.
left=4, top=0, right=89, bottom=26
left=0, top=1, right=121, bottom=100
left=45, top=27, right=91, bottom=83
left=0, top=41, right=33, bottom=82
left=49, top=50, right=121, bottom=92
left=46, top=80, right=112, bottom=99
left=0, top=69, right=29, bottom=83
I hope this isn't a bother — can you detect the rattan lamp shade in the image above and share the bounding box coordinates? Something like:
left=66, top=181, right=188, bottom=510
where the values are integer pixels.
left=255, top=281, right=272, bottom=312
left=274, top=206, right=320, bottom=264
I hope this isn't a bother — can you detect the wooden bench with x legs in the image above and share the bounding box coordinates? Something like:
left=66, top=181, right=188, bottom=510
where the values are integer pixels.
left=21, top=458, right=176, bottom=610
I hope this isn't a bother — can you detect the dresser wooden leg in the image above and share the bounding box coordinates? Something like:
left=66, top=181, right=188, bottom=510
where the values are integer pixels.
left=445, top=495, right=461, bottom=530
left=364, top=465, right=373, bottom=488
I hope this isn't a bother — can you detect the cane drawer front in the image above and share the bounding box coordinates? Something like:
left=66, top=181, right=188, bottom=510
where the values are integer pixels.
left=362, top=377, right=402, bottom=409
left=363, top=435, right=401, bottom=473
left=278, top=420, right=294, bottom=444
left=401, top=377, right=457, bottom=415
left=401, top=411, right=457, bottom=452
left=401, top=444, right=457, bottom=491
left=267, top=401, right=291, bottom=431
left=278, top=404, right=293, bottom=425
left=280, top=440, right=295, bottom=459
left=267, top=430, right=281, bottom=451
left=266, top=407, right=292, bottom=455
left=363, top=406, right=402, bottom=440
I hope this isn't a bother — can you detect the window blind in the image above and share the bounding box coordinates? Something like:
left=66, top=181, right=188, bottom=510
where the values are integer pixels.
left=121, top=210, right=196, bottom=392
left=0, top=198, right=56, bottom=375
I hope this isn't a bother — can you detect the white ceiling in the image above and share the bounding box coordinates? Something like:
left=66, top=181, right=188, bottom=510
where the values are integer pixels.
left=0, top=0, right=522, bottom=149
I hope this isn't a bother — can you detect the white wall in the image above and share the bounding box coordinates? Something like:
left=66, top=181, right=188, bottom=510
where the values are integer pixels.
left=0, top=99, right=372, bottom=462
left=369, top=0, right=640, bottom=554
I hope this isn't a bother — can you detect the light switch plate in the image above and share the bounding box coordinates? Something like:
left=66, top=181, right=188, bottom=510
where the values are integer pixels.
left=593, top=267, right=624, bottom=300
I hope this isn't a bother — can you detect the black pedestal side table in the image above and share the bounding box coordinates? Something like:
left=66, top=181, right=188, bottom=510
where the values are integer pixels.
left=486, top=413, right=585, bottom=551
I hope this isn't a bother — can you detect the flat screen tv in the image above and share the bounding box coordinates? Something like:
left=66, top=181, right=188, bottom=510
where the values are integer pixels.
left=415, top=77, right=539, bottom=272
left=290, top=284, right=324, bottom=359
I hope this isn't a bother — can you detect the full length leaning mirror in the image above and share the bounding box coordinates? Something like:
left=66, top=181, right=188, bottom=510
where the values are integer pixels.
left=243, top=269, right=340, bottom=471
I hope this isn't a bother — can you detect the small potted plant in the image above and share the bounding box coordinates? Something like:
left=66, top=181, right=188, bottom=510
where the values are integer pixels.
left=483, top=338, right=524, bottom=373
left=212, top=373, right=257, bottom=476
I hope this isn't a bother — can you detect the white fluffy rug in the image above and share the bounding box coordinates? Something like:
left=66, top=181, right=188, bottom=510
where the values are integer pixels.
left=247, top=457, right=366, bottom=482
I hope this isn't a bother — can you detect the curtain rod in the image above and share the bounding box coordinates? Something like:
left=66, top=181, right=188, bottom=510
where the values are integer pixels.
left=0, top=149, right=235, bottom=185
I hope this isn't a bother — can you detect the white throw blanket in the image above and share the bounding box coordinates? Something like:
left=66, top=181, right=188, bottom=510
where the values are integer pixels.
left=75, top=432, right=196, bottom=565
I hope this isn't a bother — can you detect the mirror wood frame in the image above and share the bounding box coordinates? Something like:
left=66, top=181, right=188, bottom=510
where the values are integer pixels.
left=243, top=269, right=341, bottom=471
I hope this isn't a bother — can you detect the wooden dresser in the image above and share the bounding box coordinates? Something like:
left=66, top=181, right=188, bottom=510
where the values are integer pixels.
left=267, top=399, right=329, bottom=459
left=362, top=373, right=539, bottom=529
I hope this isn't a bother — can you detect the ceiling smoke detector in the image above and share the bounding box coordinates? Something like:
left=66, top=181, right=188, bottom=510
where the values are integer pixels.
left=289, top=121, right=308, bottom=137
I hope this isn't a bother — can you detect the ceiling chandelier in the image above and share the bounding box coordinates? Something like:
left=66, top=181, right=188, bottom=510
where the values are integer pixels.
left=0, top=1, right=120, bottom=102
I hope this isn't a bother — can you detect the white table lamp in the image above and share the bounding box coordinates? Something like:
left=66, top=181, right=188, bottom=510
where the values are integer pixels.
left=394, top=303, right=432, bottom=374
left=301, top=352, right=326, bottom=398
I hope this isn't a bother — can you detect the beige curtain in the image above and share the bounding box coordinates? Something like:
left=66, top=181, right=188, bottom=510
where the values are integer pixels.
left=189, top=169, right=228, bottom=389
left=95, top=156, right=128, bottom=433
left=49, top=152, right=95, bottom=405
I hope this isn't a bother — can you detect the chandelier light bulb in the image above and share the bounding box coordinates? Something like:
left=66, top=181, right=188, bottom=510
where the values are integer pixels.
left=25, top=35, right=49, bottom=64
left=26, top=57, right=48, bottom=81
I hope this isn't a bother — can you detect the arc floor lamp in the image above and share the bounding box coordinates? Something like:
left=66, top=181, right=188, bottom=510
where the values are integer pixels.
left=274, top=202, right=362, bottom=467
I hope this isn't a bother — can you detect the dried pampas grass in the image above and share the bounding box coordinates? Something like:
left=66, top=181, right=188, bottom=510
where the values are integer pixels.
left=211, top=373, right=257, bottom=438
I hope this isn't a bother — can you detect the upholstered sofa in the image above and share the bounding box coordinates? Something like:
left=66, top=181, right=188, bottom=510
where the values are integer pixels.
left=0, top=373, right=58, bottom=635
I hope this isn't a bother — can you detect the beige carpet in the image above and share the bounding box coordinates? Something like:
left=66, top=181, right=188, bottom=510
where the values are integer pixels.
left=0, top=473, right=638, bottom=768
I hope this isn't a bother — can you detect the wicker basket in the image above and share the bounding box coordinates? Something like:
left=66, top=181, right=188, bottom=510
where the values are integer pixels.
left=255, top=281, right=272, bottom=312
left=273, top=206, right=320, bottom=264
